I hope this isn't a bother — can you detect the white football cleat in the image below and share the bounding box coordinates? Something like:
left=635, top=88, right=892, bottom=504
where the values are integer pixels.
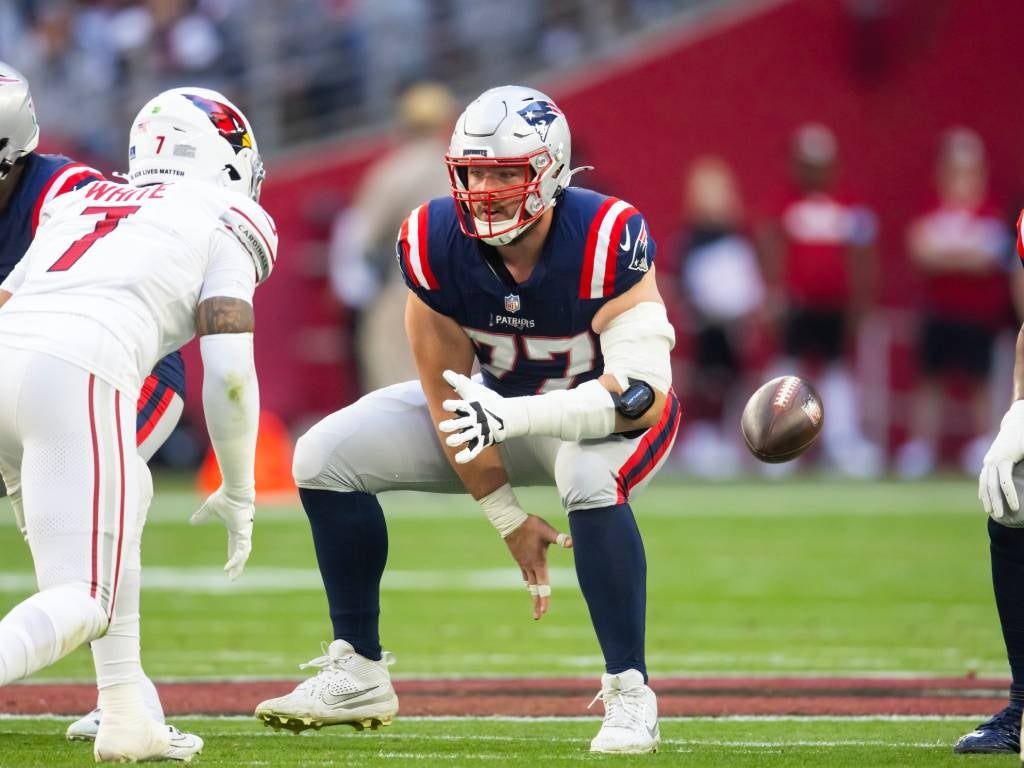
left=68, top=675, right=166, bottom=741
left=588, top=669, right=660, bottom=754
left=94, top=716, right=170, bottom=763
left=159, top=725, right=204, bottom=762
left=255, top=639, right=399, bottom=733
left=66, top=708, right=101, bottom=741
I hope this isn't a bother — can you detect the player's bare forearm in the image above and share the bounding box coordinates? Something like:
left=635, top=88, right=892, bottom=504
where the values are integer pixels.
left=196, top=296, right=255, bottom=336
left=0, top=289, right=10, bottom=311
left=1012, top=325, right=1024, bottom=402
left=406, top=291, right=510, bottom=498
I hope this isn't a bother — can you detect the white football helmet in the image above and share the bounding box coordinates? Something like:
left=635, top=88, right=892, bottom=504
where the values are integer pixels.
left=445, top=85, right=585, bottom=246
left=0, top=62, right=40, bottom=181
left=128, top=87, right=264, bottom=201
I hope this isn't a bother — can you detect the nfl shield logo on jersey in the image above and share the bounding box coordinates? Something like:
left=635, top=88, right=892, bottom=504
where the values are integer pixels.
left=504, top=293, right=521, bottom=313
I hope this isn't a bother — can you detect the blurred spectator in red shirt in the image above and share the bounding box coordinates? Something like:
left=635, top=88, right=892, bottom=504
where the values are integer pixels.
left=670, top=156, right=764, bottom=477
left=759, top=123, right=882, bottom=477
left=895, top=128, right=1015, bottom=477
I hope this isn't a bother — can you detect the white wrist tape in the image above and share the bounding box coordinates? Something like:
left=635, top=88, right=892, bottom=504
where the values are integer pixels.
left=200, top=333, right=260, bottom=501
left=503, top=379, right=616, bottom=441
left=599, top=301, right=675, bottom=393
left=477, top=483, right=528, bottom=538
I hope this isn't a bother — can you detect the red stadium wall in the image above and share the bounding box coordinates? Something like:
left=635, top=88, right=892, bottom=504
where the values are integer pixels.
left=182, top=0, right=1024, bottom=433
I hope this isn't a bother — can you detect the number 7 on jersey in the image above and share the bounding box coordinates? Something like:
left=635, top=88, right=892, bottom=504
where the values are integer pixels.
left=48, top=205, right=140, bottom=272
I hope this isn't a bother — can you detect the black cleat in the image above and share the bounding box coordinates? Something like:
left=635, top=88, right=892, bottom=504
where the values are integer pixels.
left=954, top=704, right=1022, bottom=754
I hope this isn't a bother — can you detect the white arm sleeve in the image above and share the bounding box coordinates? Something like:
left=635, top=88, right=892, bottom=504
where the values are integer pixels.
left=0, top=257, right=28, bottom=295
left=200, top=333, right=259, bottom=502
left=496, top=303, right=675, bottom=442
left=599, top=301, right=675, bottom=393
left=200, top=229, right=258, bottom=304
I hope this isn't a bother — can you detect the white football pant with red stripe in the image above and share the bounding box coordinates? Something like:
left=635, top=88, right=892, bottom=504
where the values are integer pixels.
left=292, top=378, right=681, bottom=511
left=0, top=347, right=141, bottom=693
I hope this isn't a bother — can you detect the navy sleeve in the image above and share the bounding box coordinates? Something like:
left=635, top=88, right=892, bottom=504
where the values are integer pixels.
left=611, top=210, right=655, bottom=297
left=397, top=201, right=451, bottom=316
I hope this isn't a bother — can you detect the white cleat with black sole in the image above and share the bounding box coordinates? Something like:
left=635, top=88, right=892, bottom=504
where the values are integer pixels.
left=588, top=669, right=660, bottom=754
left=255, top=639, right=399, bottom=734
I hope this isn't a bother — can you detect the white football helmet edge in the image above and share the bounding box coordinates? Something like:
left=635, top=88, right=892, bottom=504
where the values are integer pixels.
left=0, top=62, right=40, bottom=181
left=128, top=87, right=264, bottom=201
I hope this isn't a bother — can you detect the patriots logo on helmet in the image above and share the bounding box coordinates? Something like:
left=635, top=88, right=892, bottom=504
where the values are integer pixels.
left=517, top=101, right=562, bottom=142
left=183, top=94, right=252, bottom=153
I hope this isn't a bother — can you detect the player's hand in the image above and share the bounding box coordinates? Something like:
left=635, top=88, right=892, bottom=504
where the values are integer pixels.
left=503, top=515, right=572, bottom=620
left=980, top=401, right=1024, bottom=524
left=191, top=486, right=254, bottom=580
left=439, top=370, right=511, bottom=463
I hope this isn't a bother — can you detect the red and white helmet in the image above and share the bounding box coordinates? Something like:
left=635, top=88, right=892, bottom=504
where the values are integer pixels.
left=446, top=85, right=584, bottom=246
left=0, top=62, right=40, bottom=181
left=128, top=87, right=264, bottom=201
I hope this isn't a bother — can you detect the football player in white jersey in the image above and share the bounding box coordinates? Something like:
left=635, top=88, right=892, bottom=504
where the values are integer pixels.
left=0, top=60, right=200, bottom=752
left=0, top=86, right=277, bottom=763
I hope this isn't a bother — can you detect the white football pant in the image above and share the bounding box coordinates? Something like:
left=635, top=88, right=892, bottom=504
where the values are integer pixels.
left=293, top=379, right=681, bottom=511
left=0, top=346, right=139, bottom=688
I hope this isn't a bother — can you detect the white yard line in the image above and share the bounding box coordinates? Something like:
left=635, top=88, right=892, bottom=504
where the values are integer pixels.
left=0, top=566, right=580, bottom=593
left=0, top=714, right=992, bottom=723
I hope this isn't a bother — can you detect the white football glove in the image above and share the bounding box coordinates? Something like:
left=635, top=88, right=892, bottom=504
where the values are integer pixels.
left=439, top=370, right=515, bottom=464
left=191, top=486, right=254, bottom=580
left=979, top=400, right=1024, bottom=524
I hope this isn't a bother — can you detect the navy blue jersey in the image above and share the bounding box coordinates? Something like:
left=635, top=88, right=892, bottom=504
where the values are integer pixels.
left=398, top=188, right=655, bottom=397
left=0, top=153, right=104, bottom=282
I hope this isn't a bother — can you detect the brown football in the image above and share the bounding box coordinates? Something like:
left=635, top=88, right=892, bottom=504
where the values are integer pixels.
left=741, top=376, right=824, bottom=463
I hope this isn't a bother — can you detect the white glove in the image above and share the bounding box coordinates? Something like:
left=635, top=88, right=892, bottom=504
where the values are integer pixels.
left=439, top=370, right=516, bottom=464
left=979, top=400, right=1024, bottom=522
left=191, top=486, right=254, bottom=580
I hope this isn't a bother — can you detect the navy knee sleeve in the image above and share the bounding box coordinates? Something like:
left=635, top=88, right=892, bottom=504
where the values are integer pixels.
left=568, top=503, right=647, bottom=681
left=299, top=488, right=388, bottom=660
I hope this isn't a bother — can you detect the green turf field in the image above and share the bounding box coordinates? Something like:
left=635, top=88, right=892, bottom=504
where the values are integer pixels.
left=0, top=475, right=1005, bottom=679
left=0, top=475, right=1014, bottom=767
left=0, top=716, right=1014, bottom=767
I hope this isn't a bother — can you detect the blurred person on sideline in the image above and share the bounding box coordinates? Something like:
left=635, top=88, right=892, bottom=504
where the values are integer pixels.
left=328, top=80, right=455, bottom=392
left=758, top=122, right=882, bottom=476
left=671, top=156, right=763, bottom=477
left=896, top=129, right=1015, bottom=477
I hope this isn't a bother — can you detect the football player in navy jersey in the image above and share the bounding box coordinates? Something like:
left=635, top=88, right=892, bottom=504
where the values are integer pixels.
left=257, top=85, right=677, bottom=754
left=963, top=211, right=1024, bottom=756
left=0, top=62, right=200, bottom=757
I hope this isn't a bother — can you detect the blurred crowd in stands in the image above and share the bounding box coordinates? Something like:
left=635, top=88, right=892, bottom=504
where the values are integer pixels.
left=660, top=123, right=1019, bottom=479
left=4, top=1, right=1018, bottom=479
left=0, top=0, right=696, bottom=163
